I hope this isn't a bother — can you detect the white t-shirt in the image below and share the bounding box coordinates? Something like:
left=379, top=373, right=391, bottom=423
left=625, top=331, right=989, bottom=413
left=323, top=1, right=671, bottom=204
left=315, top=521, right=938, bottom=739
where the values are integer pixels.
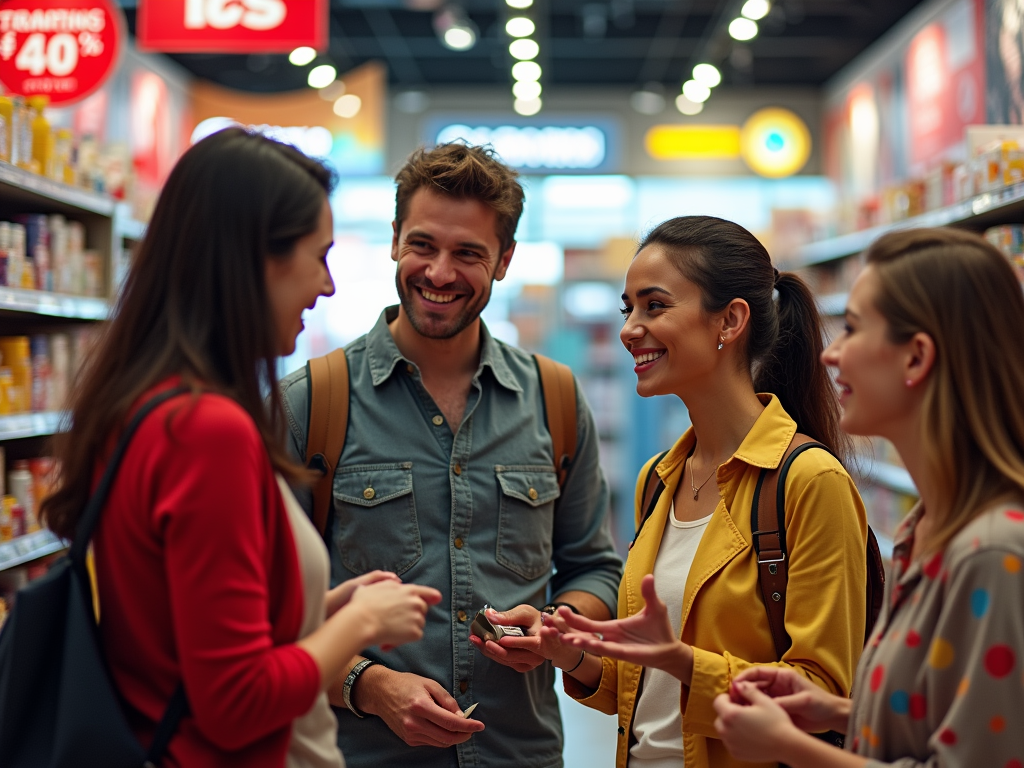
left=628, top=503, right=712, bottom=768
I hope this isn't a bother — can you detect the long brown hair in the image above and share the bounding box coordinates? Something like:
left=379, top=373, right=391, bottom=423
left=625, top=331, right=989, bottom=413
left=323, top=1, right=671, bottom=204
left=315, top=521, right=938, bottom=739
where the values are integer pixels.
left=42, top=128, right=335, bottom=540
left=865, top=227, right=1024, bottom=551
left=639, top=215, right=850, bottom=461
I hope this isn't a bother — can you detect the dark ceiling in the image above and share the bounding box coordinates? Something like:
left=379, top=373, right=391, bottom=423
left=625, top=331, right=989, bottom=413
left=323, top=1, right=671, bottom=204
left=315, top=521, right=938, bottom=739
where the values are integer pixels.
left=116, top=0, right=927, bottom=91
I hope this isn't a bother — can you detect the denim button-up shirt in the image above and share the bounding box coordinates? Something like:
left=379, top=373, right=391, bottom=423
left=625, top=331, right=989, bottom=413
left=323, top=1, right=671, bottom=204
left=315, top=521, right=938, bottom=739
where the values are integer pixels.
left=280, top=307, right=623, bottom=768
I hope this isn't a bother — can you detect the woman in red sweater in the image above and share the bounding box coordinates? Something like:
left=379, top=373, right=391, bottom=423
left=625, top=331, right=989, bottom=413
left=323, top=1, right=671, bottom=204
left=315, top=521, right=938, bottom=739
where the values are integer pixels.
left=40, top=128, right=441, bottom=767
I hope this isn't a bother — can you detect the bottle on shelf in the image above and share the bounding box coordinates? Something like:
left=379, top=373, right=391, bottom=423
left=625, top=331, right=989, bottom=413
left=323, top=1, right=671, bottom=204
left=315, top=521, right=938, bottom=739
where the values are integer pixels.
left=27, top=96, right=50, bottom=178
left=12, top=96, right=31, bottom=172
left=0, top=95, right=11, bottom=163
left=0, top=336, right=32, bottom=413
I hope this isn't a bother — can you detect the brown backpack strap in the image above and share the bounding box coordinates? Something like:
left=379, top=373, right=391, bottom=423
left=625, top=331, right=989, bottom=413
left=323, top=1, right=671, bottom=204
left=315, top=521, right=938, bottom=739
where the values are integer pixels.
left=305, top=348, right=349, bottom=537
left=534, top=354, right=578, bottom=489
left=752, top=433, right=821, bottom=659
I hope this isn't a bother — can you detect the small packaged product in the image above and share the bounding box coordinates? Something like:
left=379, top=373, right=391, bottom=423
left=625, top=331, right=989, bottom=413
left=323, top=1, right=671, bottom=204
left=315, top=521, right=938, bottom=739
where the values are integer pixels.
left=470, top=606, right=526, bottom=643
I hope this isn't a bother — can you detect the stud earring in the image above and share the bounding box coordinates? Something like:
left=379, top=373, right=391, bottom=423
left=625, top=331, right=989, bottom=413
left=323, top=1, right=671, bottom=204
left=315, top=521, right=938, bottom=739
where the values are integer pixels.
left=906, top=379, right=914, bottom=387
left=718, top=337, right=725, bottom=351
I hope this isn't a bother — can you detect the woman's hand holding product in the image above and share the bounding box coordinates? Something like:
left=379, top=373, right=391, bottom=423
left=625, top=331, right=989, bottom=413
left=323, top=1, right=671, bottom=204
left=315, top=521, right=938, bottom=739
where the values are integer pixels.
left=727, top=666, right=851, bottom=734
left=325, top=570, right=401, bottom=617
left=554, top=574, right=694, bottom=683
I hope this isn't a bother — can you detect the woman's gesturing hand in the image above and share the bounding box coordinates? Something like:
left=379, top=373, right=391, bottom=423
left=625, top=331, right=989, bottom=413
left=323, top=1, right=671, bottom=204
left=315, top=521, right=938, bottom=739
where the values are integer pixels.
left=325, top=570, right=401, bottom=617
left=729, top=667, right=851, bottom=734
left=713, top=682, right=804, bottom=763
left=346, top=581, right=442, bottom=649
left=556, top=574, right=693, bottom=682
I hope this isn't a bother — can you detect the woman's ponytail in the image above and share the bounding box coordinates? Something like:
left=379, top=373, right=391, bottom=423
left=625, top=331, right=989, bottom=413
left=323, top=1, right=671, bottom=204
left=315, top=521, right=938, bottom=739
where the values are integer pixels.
left=639, top=216, right=849, bottom=463
left=755, top=272, right=851, bottom=463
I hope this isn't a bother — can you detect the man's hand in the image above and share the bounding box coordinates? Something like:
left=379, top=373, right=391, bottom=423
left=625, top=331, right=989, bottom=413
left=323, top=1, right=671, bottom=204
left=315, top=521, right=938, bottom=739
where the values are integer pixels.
left=353, top=666, right=484, bottom=748
left=469, top=605, right=549, bottom=673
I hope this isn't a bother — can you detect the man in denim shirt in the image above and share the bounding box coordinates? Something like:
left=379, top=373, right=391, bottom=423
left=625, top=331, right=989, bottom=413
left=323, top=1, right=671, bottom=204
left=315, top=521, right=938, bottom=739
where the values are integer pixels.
left=280, top=143, right=622, bottom=768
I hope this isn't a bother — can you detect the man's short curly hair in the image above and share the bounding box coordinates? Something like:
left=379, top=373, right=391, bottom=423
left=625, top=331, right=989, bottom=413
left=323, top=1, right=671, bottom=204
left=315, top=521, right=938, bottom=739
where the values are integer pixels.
left=395, top=143, right=525, bottom=252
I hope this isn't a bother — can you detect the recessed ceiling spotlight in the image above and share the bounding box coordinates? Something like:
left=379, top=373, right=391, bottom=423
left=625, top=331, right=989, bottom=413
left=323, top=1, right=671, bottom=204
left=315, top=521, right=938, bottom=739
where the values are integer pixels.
left=289, top=46, right=317, bottom=66
left=506, top=0, right=534, bottom=8
left=509, top=38, right=540, bottom=60
left=514, top=97, right=542, bottom=116
left=512, top=80, right=542, bottom=100
left=682, top=79, right=711, bottom=103
left=693, top=63, right=722, bottom=88
left=444, top=26, right=476, bottom=49
left=675, top=94, right=704, bottom=115
left=308, top=64, right=337, bottom=89
left=434, top=7, right=478, bottom=51
left=630, top=90, right=666, bottom=115
left=334, top=94, right=362, bottom=118
left=512, top=61, right=542, bottom=81
left=505, top=17, right=536, bottom=37
left=741, top=0, right=771, bottom=20
left=729, top=17, right=758, bottom=41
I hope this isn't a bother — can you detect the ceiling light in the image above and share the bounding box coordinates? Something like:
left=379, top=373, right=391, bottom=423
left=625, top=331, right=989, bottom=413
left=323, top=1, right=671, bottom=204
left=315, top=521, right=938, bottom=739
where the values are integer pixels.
left=334, top=94, right=362, bottom=118
left=741, top=0, right=771, bottom=20
left=693, top=63, right=722, bottom=88
left=506, top=0, right=534, bottom=7
left=675, top=94, right=704, bottom=115
left=308, top=64, right=337, bottom=89
left=505, top=17, right=536, bottom=37
left=682, top=80, right=711, bottom=103
left=509, top=38, right=540, bottom=60
left=512, top=80, right=542, bottom=100
left=289, top=46, right=317, bottom=66
left=514, top=97, right=542, bottom=116
left=434, top=7, right=478, bottom=51
left=630, top=90, right=665, bottom=115
left=512, top=60, right=542, bottom=81
left=729, top=17, right=758, bottom=41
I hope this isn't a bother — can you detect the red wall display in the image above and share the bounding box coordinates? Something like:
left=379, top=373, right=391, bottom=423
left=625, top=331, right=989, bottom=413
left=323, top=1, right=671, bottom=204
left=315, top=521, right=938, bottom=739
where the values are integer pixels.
left=0, top=0, right=123, bottom=106
left=137, top=0, right=328, bottom=54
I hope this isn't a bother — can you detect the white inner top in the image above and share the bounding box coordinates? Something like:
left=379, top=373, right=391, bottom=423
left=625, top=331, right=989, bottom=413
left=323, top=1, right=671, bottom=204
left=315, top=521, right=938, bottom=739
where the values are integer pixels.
left=628, top=502, right=712, bottom=768
left=278, top=476, right=346, bottom=768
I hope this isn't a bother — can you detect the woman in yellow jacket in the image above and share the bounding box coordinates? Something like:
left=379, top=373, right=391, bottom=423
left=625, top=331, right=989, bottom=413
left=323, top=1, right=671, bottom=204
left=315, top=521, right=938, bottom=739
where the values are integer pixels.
left=538, top=216, right=869, bottom=768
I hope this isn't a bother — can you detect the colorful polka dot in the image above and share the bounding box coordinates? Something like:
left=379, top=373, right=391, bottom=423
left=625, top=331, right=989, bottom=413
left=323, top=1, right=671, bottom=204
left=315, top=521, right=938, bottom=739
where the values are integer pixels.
left=1005, top=555, right=1022, bottom=574
left=991, top=715, right=1006, bottom=733
left=939, top=728, right=958, bottom=746
left=924, top=551, right=944, bottom=579
left=910, top=693, right=927, bottom=719
left=890, top=690, right=909, bottom=714
left=985, top=644, right=1016, bottom=678
left=929, top=638, right=955, bottom=669
left=870, top=664, right=885, bottom=692
left=1005, top=510, right=1024, bottom=522
left=906, top=630, right=922, bottom=648
left=971, top=588, right=990, bottom=618
left=957, top=677, right=970, bottom=697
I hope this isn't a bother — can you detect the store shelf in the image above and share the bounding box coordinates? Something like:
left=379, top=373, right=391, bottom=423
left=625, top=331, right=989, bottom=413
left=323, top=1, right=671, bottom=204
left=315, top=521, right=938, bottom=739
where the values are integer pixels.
left=817, top=291, right=848, bottom=317
left=0, top=286, right=109, bottom=319
left=795, top=182, right=1024, bottom=266
left=0, top=411, right=65, bottom=441
left=854, top=455, right=917, bottom=496
left=0, top=161, right=115, bottom=217
left=0, top=529, right=65, bottom=571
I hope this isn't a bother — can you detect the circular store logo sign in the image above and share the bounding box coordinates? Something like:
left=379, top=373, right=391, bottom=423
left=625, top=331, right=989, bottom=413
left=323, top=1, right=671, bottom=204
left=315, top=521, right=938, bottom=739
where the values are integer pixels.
left=0, top=0, right=123, bottom=106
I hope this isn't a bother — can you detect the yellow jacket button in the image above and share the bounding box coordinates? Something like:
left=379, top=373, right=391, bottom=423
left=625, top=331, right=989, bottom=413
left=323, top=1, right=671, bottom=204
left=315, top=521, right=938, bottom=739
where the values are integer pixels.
left=363, top=488, right=375, bottom=500
left=528, top=488, right=539, bottom=500
left=432, top=415, right=444, bottom=426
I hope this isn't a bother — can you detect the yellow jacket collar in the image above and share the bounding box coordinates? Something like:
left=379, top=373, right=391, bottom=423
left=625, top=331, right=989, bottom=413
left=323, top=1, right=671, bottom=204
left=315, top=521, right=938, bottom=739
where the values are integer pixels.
left=655, top=394, right=797, bottom=481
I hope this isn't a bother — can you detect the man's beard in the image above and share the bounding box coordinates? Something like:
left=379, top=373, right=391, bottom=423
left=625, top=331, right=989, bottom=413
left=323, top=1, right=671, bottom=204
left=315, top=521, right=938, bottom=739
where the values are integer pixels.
left=396, top=275, right=490, bottom=340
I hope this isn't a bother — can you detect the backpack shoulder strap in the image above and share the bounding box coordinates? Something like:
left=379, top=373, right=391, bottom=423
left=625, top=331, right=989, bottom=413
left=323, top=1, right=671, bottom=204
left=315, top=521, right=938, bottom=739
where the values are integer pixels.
left=751, top=434, right=830, bottom=659
left=629, top=451, right=669, bottom=551
left=534, top=354, right=578, bottom=489
left=305, top=347, right=349, bottom=538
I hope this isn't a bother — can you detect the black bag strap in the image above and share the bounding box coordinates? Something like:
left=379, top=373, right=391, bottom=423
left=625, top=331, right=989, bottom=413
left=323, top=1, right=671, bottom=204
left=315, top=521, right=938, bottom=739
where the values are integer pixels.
left=69, top=386, right=190, bottom=566
left=629, top=451, right=669, bottom=550
left=145, top=683, right=189, bottom=765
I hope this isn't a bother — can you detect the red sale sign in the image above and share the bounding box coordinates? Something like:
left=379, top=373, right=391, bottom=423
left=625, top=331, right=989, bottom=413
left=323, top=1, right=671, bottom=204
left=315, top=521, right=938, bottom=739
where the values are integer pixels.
left=0, top=0, right=123, bottom=106
left=137, top=0, right=328, bottom=54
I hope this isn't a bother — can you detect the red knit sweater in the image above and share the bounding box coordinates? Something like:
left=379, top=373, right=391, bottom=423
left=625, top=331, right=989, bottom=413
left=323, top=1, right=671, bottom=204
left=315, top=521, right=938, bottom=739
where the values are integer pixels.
left=93, top=387, right=321, bottom=767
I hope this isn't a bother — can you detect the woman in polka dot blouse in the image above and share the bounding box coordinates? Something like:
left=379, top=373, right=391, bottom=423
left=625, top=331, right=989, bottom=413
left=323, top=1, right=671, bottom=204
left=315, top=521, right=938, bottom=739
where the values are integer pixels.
left=712, top=227, right=1024, bottom=768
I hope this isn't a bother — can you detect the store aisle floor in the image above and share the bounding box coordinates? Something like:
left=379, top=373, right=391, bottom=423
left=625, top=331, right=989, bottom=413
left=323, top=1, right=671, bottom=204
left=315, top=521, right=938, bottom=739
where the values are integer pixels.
left=556, top=671, right=617, bottom=768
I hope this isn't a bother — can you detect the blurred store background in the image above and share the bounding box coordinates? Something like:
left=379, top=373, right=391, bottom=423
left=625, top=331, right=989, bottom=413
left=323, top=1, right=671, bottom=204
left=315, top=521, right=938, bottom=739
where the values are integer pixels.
left=5, top=0, right=1024, bottom=762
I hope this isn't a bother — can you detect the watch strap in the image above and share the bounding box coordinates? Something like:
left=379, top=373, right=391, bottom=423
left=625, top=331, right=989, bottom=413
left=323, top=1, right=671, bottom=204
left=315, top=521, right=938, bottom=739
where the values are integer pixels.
left=342, top=659, right=377, bottom=718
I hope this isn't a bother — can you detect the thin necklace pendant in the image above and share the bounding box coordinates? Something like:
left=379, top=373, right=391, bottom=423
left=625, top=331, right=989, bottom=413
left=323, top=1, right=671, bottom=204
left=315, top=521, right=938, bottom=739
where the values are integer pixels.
left=688, top=453, right=718, bottom=501
left=693, top=489, right=699, bottom=501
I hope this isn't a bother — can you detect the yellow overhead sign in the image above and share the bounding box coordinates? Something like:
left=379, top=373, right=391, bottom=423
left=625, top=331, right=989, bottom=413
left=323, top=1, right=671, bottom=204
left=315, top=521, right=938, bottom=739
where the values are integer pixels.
left=645, top=125, right=742, bottom=160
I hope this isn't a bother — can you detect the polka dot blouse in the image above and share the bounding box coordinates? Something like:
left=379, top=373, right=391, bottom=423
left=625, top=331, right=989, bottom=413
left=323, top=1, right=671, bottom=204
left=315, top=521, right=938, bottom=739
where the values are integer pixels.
left=849, top=502, right=1024, bottom=768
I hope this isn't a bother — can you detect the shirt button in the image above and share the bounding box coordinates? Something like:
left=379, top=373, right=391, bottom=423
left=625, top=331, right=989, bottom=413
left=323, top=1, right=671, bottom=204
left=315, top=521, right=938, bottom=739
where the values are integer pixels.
left=406, top=364, right=414, bottom=374
left=432, top=415, right=444, bottom=426
left=363, top=488, right=375, bottom=500
left=458, top=610, right=467, bottom=622
left=454, top=463, right=462, bottom=475
left=454, top=537, right=464, bottom=549
left=528, top=487, right=538, bottom=500
left=460, top=680, right=468, bottom=693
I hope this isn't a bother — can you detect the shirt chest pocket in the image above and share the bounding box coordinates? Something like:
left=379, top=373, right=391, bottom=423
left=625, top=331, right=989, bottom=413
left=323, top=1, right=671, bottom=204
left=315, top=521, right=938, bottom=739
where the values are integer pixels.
left=495, top=465, right=560, bottom=580
left=333, top=462, right=422, bottom=576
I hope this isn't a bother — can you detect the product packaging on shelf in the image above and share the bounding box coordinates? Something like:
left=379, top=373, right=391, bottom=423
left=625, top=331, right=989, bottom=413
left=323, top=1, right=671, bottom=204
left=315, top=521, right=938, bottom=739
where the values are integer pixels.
left=984, top=225, right=1024, bottom=283
left=0, top=336, right=30, bottom=414
left=29, top=334, right=49, bottom=413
